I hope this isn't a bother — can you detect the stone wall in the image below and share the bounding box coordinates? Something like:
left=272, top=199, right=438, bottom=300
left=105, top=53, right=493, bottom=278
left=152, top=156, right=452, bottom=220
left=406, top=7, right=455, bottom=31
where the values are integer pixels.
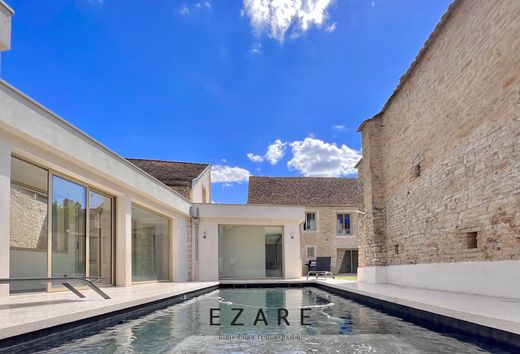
left=358, top=0, right=520, bottom=267
left=300, top=206, right=359, bottom=273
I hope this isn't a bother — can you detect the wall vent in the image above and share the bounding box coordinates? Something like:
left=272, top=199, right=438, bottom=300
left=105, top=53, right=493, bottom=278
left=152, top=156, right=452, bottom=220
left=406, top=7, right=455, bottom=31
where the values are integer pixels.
left=465, top=232, right=478, bottom=249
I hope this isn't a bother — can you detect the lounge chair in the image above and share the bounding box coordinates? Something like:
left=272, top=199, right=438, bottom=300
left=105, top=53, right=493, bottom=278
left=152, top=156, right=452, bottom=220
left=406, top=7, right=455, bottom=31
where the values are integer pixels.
left=306, top=257, right=335, bottom=279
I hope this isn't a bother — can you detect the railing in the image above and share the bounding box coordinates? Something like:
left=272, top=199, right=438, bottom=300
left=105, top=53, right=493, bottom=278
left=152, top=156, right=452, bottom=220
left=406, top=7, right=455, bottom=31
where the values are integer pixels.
left=0, top=277, right=111, bottom=299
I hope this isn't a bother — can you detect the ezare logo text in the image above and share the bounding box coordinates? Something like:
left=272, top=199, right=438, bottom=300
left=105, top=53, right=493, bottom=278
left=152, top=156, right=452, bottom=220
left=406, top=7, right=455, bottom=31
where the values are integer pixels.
left=209, top=307, right=312, bottom=326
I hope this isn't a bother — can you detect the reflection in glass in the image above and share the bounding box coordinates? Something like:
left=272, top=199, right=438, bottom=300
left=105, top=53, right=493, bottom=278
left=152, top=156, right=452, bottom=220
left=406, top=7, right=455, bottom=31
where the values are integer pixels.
left=89, top=191, right=113, bottom=284
left=218, top=225, right=283, bottom=279
left=9, top=157, right=49, bottom=292
left=51, top=176, right=87, bottom=278
left=132, top=207, right=169, bottom=282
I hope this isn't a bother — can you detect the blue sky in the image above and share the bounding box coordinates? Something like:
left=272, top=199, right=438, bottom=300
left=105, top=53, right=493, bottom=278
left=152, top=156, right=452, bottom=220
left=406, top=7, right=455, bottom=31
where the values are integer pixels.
left=3, top=0, right=451, bottom=203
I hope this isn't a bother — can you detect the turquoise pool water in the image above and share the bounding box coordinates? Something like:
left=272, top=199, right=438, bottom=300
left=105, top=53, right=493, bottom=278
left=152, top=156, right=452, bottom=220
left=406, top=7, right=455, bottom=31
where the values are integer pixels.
left=35, top=288, right=503, bottom=353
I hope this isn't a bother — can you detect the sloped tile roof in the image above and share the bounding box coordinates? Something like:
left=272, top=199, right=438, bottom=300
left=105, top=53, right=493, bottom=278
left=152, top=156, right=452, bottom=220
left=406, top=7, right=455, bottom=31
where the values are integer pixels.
left=126, top=158, right=209, bottom=187
left=247, top=176, right=360, bottom=206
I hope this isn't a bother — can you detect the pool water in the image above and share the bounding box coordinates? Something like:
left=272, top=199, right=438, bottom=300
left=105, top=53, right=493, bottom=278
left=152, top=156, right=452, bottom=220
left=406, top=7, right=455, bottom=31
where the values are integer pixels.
left=35, top=288, right=504, bottom=353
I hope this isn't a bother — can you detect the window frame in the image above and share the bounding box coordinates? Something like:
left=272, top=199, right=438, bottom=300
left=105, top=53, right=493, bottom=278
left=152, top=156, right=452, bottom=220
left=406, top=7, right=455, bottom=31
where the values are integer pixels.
left=305, top=245, right=316, bottom=259
left=336, top=212, right=352, bottom=237
left=303, top=211, right=318, bottom=232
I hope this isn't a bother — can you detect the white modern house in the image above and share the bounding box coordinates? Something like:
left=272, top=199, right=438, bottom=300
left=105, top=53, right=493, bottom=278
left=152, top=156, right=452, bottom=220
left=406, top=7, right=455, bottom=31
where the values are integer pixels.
left=0, top=2, right=304, bottom=298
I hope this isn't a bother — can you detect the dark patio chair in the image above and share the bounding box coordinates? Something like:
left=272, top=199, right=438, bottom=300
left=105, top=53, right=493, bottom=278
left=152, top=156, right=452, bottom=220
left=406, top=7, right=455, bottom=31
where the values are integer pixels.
left=306, top=257, right=335, bottom=279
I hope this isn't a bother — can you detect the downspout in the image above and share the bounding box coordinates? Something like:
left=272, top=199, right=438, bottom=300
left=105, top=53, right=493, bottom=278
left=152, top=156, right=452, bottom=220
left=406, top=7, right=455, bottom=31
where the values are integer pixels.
left=190, top=206, right=200, bottom=281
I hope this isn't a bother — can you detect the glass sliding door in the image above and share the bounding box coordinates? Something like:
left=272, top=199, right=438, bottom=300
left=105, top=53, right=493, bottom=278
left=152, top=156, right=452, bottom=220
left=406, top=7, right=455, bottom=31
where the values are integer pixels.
left=9, top=156, right=115, bottom=293
left=51, top=176, right=87, bottom=279
left=89, top=191, right=113, bottom=285
left=9, top=157, right=49, bottom=292
left=131, top=206, right=170, bottom=282
left=218, top=225, right=283, bottom=279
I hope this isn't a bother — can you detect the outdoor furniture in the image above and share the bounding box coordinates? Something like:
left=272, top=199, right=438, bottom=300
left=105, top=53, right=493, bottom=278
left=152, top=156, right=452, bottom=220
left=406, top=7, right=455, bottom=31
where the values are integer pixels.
left=306, top=257, right=335, bottom=279
left=0, top=277, right=111, bottom=299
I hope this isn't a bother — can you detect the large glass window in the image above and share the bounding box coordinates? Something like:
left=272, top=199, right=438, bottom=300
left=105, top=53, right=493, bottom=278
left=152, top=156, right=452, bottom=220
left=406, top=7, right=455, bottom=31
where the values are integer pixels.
left=9, top=157, right=49, bottom=292
left=132, top=206, right=170, bottom=282
left=218, top=225, right=283, bottom=279
left=51, top=176, right=87, bottom=278
left=9, top=157, right=115, bottom=292
left=89, top=191, right=113, bottom=285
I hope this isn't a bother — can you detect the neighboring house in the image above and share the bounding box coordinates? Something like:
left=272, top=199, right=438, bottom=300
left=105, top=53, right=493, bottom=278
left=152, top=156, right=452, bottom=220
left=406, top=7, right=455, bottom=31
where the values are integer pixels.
left=356, top=0, right=520, bottom=299
left=127, top=158, right=211, bottom=203
left=248, top=177, right=361, bottom=274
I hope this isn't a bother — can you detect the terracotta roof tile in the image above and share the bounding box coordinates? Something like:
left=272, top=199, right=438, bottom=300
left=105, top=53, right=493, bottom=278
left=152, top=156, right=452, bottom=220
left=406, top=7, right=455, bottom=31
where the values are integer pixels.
left=126, top=158, right=209, bottom=187
left=247, top=176, right=360, bottom=206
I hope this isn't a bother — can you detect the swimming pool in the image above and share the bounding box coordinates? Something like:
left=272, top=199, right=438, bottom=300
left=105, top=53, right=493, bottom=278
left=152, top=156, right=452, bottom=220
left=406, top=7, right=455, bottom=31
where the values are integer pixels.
left=25, top=287, right=509, bottom=353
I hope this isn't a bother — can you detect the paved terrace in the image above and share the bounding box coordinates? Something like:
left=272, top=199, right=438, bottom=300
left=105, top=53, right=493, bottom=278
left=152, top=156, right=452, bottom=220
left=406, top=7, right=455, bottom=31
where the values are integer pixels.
left=0, top=279, right=519, bottom=342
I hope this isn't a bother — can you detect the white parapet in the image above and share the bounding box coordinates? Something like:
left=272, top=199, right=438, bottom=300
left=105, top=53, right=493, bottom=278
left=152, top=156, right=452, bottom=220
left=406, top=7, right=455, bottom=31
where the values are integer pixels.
left=359, top=260, right=520, bottom=299
left=358, top=266, right=387, bottom=284
left=0, top=1, right=13, bottom=52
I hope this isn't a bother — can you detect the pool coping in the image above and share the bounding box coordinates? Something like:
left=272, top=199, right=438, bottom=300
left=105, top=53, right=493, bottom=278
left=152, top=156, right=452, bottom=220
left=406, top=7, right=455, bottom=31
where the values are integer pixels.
left=313, top=282, right=520, bottom=352
left=0, top=281, right=519, bottom=352
left=0, top=284, right=219, bottom=353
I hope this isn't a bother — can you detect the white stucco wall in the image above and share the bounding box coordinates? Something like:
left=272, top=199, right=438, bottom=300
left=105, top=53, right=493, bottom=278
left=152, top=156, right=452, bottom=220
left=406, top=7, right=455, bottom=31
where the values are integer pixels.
left=0, top=1, right=13, bottom=53
left=191, top=168, right=211, bottom=203
left=359, top=260, right=520, bottom=299
left=193, top=204, right=304, bottom=281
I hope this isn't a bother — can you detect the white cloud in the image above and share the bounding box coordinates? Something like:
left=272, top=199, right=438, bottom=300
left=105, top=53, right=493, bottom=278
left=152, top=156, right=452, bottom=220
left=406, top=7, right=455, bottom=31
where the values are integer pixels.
left=247, top=153, right=264, bottom=162
left=333, top=124, right=345, bottom=130
left=179, top=4, right=190, bottom=15
left=211, top=165, right=250, bottom=184
left=265, top=139, right=287, bottom=164
left=287, top=137, right=361, bottom=177
left=247, top=139, right=287, bottom=165
left=242, top=0, right=335, bottom=42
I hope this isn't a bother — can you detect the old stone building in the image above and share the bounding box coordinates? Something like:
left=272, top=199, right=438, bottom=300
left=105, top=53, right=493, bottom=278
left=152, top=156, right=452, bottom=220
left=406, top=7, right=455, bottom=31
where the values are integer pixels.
left=248, top=176, right=361, bottom=274
left=356, top=0, right=520, bottom=298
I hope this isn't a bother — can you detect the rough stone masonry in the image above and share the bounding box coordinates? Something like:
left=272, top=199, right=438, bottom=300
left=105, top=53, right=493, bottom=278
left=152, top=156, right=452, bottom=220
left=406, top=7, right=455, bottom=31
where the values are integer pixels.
left=356, top=0, right=520, bottom=268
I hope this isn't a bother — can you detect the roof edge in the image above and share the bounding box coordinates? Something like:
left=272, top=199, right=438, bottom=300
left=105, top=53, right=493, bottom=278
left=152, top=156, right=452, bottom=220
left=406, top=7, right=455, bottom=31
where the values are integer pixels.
left=126, top=157, right=210, bottom=167
left=0, top=79, right=191, bottom=206
left=249, top=176, right=358, bottom=180
left=0, top=1, right=14, bottom=15
left=357, top=0, right=462, bottom=133
left=192, top=163, right=212, bottom=186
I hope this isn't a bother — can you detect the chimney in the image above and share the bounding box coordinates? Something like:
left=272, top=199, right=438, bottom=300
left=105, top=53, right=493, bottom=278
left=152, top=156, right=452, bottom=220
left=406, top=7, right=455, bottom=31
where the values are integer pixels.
left=0, top=1, right=14, bottom=75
